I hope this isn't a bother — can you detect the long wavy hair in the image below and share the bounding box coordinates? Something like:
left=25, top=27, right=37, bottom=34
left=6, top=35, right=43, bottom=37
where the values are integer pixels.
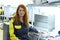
left=14, top=4, right=29, bottom=26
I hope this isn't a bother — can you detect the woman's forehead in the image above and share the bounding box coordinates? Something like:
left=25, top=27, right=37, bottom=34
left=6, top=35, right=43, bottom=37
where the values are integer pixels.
left=19, top=7, right=24, bottom=10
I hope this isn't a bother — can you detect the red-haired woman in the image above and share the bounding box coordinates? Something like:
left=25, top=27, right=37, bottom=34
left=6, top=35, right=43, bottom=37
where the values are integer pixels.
left=9, top=4, right=39, bottom=40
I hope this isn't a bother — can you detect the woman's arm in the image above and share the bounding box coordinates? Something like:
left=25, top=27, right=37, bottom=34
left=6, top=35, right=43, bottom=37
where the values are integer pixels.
left=9, top=19, right=19, bottom=40
left=29, top=27, right=38, bottom=33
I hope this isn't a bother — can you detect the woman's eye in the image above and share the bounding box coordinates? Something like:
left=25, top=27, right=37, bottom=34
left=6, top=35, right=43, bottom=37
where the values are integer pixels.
left=19, top=10, right=24, bottom=11
left=23, top=10, right=24, bottom=11
left=19, top=10, right=21, bottom=11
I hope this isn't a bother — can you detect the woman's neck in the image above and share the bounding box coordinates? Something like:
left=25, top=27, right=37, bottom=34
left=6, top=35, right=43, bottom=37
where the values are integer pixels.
left=19, top=17, right=24, bottom=23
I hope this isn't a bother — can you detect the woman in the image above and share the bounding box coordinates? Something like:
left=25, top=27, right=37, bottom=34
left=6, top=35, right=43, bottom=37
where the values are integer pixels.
left=9, top=4, right=40, bottom=40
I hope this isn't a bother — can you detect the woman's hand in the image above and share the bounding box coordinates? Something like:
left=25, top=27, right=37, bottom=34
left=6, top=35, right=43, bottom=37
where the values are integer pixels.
left=38, top=32, right=45, bottom=34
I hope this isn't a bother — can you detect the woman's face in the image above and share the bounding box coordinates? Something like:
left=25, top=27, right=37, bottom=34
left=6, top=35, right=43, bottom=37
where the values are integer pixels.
left=18, top=7, right=25, bottom=17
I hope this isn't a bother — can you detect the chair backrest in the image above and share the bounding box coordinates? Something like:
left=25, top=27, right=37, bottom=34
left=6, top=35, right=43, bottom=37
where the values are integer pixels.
left=3, top=23, right=10, bottom=40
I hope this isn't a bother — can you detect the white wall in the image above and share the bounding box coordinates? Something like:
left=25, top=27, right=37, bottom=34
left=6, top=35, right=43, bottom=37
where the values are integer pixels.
left=0, top=0, right=33, bottom=7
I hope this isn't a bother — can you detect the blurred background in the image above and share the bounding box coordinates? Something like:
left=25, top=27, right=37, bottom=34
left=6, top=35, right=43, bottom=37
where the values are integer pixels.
left=0, top=0, right=60, bottom=40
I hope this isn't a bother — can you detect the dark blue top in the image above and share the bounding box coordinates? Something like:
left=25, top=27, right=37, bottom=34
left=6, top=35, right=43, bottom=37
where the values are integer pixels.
left=13, top=21, right=38, bottom=40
